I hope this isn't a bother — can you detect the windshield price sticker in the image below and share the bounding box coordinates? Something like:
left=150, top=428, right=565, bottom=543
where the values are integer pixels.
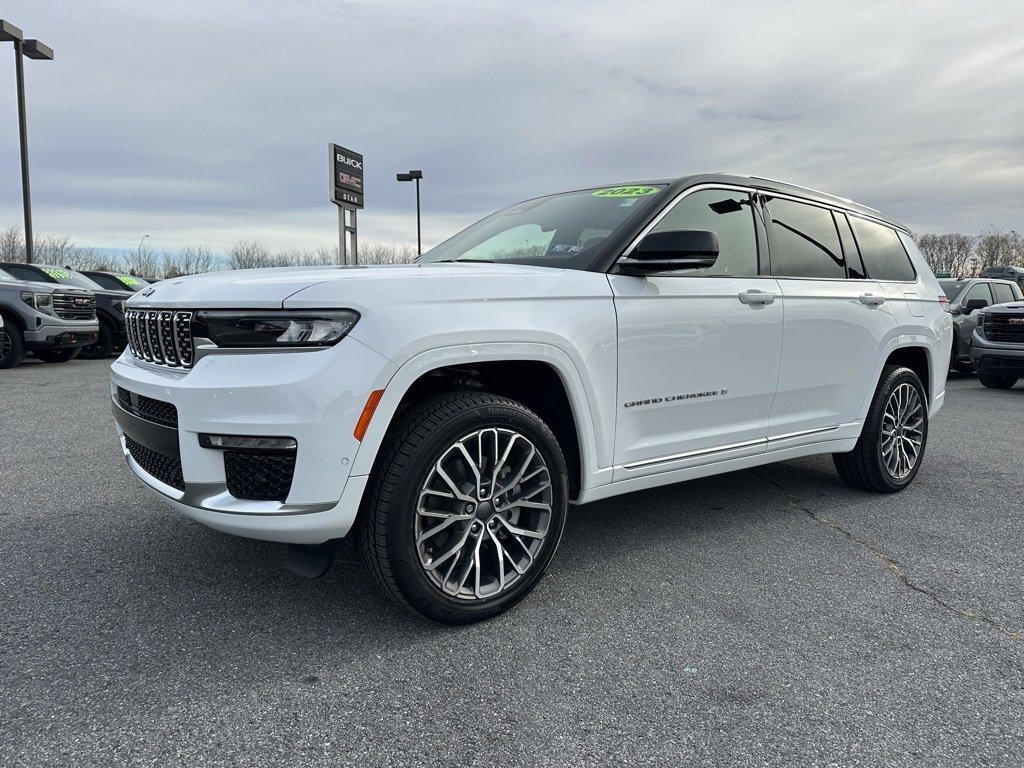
left=42, top=267, right=71, bottom=281
left=592, top=186, right=660, bottom=198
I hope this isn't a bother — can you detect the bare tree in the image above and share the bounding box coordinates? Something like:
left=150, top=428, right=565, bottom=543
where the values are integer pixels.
left=915, top=232, right=977, bottom=277
left=358, top=241, right=417, bottom=265
left=0, top=226, right=24, bottom=261
left=975, top=228, right=1024, bottom=272
left=228, top=239, right=275, bottom=270
left=124, top=240, right=159, bottom=277
left=164, top=244, right=218, bottom=277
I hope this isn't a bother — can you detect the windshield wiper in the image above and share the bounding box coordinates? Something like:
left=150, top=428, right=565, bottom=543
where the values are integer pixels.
left=430, top=258, right=496, bottom=264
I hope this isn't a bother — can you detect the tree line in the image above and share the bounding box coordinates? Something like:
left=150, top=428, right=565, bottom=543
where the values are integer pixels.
left=2, top=224, right=1022, bottom=279
left=0, top=226, right=417, bottom=278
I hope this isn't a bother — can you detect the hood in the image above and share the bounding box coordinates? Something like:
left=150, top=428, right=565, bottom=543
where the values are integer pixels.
left=2, top=278, right=93, bottom=295
left=126, top=262, right=570, bottom=309
left=982, top=302, right=1024, bottom=314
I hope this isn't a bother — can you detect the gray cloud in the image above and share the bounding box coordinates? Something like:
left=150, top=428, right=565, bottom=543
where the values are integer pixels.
left=1, top=0, right=1022, bottom=253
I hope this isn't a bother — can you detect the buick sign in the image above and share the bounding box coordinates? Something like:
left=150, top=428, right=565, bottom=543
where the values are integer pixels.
left=330, top=144, right=364, bottom=208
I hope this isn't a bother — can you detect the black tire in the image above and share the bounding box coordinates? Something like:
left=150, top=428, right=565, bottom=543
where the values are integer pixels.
left=0, top=321, right=26, bottom=369
left=355, top=391, right=569, bottom=624
left=34, top=347, right=81, bottom=363
left=978, top=373, right=1018, bottom=389
left=79, top=320, right=114, bottom=359
left=952, top=362, right=974, bottom=374
left=833, top=365, right=929, bottom=493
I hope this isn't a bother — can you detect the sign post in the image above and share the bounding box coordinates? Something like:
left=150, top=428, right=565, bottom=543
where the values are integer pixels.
left=329, top=144, right=364, bottom=265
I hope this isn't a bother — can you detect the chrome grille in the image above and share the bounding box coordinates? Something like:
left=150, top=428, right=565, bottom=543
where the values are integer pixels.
left=125, top=307, right=194, bottom=368
left=52, top=292, right=96, bottom=320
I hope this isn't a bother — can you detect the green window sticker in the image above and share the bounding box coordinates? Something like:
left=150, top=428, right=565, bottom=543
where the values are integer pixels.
left=117, top=274, right=143, bottom=287
left=592, top=186, right=660, bottom=198
left=42, top=267, right=71, bottom=281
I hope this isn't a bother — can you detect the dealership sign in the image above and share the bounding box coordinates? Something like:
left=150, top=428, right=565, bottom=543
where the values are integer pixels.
left=330, top=144, right=364, bottom=208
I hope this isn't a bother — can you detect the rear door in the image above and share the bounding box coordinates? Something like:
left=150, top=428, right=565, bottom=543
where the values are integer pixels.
left=610, top=186, right=783, bottom=478
left=764, top=197, right=895, bottom=441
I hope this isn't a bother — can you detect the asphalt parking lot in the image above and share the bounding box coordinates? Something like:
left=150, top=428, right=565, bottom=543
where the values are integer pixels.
left=2, top=359, right=1023, bottom=767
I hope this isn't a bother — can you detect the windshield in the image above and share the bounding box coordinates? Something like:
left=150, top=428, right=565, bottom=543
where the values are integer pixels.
left=419, top=185, right=666, bottom=269
left=939, top=280, right=966, bottom=300
left=0, top=268, right=16, bottom=281
left=39, top=266, right=106, bottom=291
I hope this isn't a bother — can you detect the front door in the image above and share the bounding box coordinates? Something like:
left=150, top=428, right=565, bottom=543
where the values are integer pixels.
left=610, top=187, right=784, bottom=479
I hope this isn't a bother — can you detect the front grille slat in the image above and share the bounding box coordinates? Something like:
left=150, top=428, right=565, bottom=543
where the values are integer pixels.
left=52, top=292, right=96, bottom=320
left=126, top=307, right=194, bottom=369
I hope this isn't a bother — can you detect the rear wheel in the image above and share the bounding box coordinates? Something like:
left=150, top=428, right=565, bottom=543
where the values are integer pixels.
left=0, top=321, right=26, bottom=369
left=834, top=365, right=928, bottom=493
left=79, top=320, right=114, bottom=359
left=356, top=391, right=568, bottom=624
left=978, top=373, right=1018, bottom=389
left=34, top=347, right=81, bottom=363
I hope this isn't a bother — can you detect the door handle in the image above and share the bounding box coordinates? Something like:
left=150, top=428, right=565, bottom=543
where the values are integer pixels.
left=859, top=293, right=886, bottom=307
left=738, top=289, right=775, bottom=306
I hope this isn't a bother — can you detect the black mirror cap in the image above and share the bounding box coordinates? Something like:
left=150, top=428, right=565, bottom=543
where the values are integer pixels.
left=618, top=229, right=720, bottom=275
left=964, top=298, right=989, bottom=313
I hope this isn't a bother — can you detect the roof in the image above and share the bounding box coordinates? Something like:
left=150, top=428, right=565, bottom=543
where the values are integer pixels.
left=581, top=173, right=908, bottom=233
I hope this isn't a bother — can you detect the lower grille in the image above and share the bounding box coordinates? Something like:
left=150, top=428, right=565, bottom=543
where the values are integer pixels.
left=125, top=435, right=184, bottom=491
left=984, top=313, right=1024, bottom=344
left=224, top=451, right=297, bottom=502
left=116, top=387, right=179, bottom=428
left=52, top=292, right=96, bottom=320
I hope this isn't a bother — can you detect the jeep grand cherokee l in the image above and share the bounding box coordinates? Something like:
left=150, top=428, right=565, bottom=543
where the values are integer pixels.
left=109, top=174, right=951, bottom=623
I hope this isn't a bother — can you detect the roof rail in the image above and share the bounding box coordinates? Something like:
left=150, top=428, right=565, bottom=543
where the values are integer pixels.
left=747, top=175, right=882, bottom=214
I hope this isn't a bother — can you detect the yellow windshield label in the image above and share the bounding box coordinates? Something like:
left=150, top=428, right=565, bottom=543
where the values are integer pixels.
left=592, top=186, right=660, bottom=198
left=42, top=267, right=71, bottom=281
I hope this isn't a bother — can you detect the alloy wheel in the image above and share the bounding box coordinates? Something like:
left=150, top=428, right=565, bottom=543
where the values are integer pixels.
left=0, top=330, right=11, bottom=360
left=880, top=382, right=924, bottom=480
left=415, top=427, right=553, bottom=600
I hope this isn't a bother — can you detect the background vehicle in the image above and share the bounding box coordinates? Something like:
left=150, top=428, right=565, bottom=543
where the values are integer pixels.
left=81, top=271, right=152, bottom=292
left=971, top=300, right=1024, bottom=389
left=979, top=265, right=1024, bottom=290
left=108, top=174, right=950, bottom=623
left=939, top=278, right=1022, bottom=371
left=0, top=267, right=98, bottom=368
left=0, top=263, right=131, bottom=359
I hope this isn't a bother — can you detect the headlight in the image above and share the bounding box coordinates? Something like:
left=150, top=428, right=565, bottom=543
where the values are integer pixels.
left=20, top=291, right=51, bottom=311
left=194, top=310, right=359, bottom=348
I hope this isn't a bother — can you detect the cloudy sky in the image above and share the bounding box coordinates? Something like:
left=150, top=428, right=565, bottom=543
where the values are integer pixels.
left=1, top=1, right=1022, bottom=255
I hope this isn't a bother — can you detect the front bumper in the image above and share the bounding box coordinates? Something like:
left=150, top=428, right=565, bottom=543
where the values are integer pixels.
left=970, top=331, right=1024, bottom=377
left=24, top=319, right=99, bottom=350
left=110, top=336, right=396, bottom=544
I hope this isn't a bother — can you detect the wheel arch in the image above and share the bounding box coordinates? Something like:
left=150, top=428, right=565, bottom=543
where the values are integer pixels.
left=0, top=305, right=27, bottom=332
left=351, top=343, right=604, bottom=501
left=885, top=345, right=931, bottom=398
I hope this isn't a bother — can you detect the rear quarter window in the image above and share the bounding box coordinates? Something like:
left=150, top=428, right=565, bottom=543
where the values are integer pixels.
left=850, top=217, right=916, bottom=282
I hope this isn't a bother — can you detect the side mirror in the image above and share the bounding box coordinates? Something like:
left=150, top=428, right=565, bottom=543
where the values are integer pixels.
left=948, top=303, right=962, bottom=316
left=618, top=229, right=719, bottom=275
left=964, top=298, right=988, bottom=314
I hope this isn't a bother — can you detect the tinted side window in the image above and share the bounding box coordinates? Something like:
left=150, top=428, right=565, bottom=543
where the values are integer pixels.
left=766, top=198, right=845, bottom=279
left=650, top=189, right=758, bottom=276
left=992, top=282, right=1016, bottom=304
left=5, top=265, right=42, bottom=282
left=963, top=283, right=992, bottom=306
left=850, top=217, right=915, bottom=281
left=836, top=213, right=867, bottom=279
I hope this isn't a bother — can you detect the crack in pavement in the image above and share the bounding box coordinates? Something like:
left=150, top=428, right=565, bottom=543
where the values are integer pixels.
left=751, top=472, right=1023, bottom=642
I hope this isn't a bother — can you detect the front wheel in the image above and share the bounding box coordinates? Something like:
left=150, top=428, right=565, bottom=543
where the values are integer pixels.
left=79, top=321, right=114, bottom=359
left=978, top=373, right=1018, bottom=389
left=34, top=347, right=81, bottom=363
left=834, top=365, right=929, bottom=493
left=356, top=391, right=568, bottom=624
left=0, top=322, right=26, bottom=369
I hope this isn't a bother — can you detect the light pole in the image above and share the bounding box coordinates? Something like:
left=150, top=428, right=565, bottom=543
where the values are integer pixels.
left=1, top=20, right=54, bottom=264
left=396, top=170, right=423, bottom=256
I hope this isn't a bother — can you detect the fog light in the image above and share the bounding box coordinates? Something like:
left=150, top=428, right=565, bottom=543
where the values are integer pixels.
left=199, top=434, right=297, bottom=451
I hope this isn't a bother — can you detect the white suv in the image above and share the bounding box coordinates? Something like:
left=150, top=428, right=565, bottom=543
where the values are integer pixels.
left=110, top=174, right=951, bottom=623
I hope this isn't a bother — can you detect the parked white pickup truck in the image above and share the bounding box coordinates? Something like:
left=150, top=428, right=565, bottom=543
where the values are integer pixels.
left=110, top=174, right=951, bottom=623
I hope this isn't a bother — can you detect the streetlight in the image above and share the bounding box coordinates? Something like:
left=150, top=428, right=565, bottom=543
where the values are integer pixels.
left=396, top=170, right=423, bottom=256
left=1, top=20, right=54, bottom=265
